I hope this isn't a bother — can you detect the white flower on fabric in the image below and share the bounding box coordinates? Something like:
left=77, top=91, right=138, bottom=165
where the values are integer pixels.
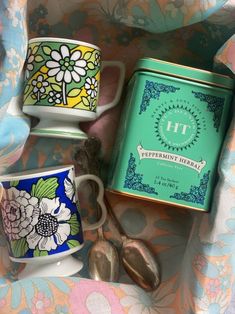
left=32, top=75, right=49, bottom=94
left=25, top=47, right=36, bottom=79
left=84, top=77, right=98, bottom=99
left=86, top=292, right=112, bottom=314
left=64, top=169, right=76, bottom=203
left=120, top=285, right=155, bottom=314
left=7, top=4, right=21, bottom=27
left=1, top=187, right=40, bottom=241
left=26, top=197, right=71, bottom=251
left=196, top=291, right=228, bottom=314
left=120, top=284, right=175, bottom=314
left=7, top=48, right=21, bottom=69
left=48, top=91, right=62, bottom=104
left=46, top=45, right=87, bottom=84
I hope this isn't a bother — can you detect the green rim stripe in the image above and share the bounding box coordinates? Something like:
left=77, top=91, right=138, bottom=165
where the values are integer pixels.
left=31, top=129, right=87, bottom=138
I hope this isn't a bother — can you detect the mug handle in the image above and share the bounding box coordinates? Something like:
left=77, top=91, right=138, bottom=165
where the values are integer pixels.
left=74, top=174, right=107, bottom=231
left=96, top=61, right=126, bottom=117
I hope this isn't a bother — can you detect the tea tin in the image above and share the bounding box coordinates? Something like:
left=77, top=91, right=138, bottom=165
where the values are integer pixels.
left=107, top=58, right=234, bottom=211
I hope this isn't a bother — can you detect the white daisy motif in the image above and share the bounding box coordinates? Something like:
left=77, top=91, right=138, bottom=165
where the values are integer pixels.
left=32, top=75, right=49, bottom=95
left=1, top=187, right=40, bottom=241
left=46, top=45, right=87, bottom=84
left=94, top=52, right=101, bottom=66
left=64, top=169, right=76, bottom=203
left=48, top=91, right=62, bottom=104
left=120, top=284, right=175, bottom=314
left=26, top=197, right=71, bottom=251
left=84, top=77, right=98, bottom=99
left=25, top=47, right=36, bottom=79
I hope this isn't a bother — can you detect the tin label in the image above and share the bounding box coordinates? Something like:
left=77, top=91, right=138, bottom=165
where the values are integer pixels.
left=137, top=145, right=206, bottom=173
left=108, top=74, right=232, bottom=211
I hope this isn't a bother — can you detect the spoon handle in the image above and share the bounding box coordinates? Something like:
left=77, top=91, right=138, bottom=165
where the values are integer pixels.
left=97, top=226, right=105, bottom=240
left=104, top=195, right=127, bottom=241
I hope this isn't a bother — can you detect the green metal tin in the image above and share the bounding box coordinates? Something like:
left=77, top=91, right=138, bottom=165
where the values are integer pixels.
left=107, top=58, right=234, bottom=211
left=135, top=58, right=234, bottom=90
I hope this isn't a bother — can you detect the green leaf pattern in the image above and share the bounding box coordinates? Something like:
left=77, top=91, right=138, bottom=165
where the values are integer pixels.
left=31, top=178, right=59, bottom=199
left=33, top=247, right=48, bottom=257
left=11, top=238, right=28, bottom=258
left=67, top=88, right=81, bottom=97
left=67, top=240, right=80, bottom=249
left=68, top=213, right=80, bottom=235
left=51, top=83, right=62, bottom=92
left=42, top=46, right=52, bottom=55
left=10, top=180, right=19, bottom=187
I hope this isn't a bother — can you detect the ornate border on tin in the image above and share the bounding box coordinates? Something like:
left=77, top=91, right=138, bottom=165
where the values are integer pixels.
left=124, top=153, right=158, bottom=195
left=192, top=91, right=225, bottom=132
left=139, top=80, right=180, bottom=114
left=169, top=170, right=210, bottom=205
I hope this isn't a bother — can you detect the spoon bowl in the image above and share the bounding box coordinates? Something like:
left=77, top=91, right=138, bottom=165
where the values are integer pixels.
left=121, top=237, right=160, bottom=291
left=105, top=196, right=161, bottom=291
left=88, top=226, right=119, bottom=282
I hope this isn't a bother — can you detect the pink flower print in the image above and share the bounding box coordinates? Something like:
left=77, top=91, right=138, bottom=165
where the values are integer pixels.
left=1, top=187, right=39, bottom=241
left=227, top=41, right=235, bottom=72
left=0, top=298, right=6, bottom=308
left=32, top=292, right=51, bottom=314
left=206, top=278, right=222, bottom=299
left=69, top=279, right=125, bottom=314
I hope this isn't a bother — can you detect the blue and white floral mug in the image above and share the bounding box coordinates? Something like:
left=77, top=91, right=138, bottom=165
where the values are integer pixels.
left=23, top=37, right=125, bottom=139
left=0, top=165, right=107, bottom=279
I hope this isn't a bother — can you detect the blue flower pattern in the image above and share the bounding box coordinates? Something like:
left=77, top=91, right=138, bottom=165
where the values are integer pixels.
left=170, top=171, right=210, bottom=205
left=139, top=80, right=180, bottom=114
left=192, top=91, right=225, bottom=131
left=124, top=153, right=158, bottom=195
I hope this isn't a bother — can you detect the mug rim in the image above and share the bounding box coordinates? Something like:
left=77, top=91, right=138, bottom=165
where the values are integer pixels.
left=0, top=164, right=74, bottom=182
left=28, top=37, right=101, bottom=51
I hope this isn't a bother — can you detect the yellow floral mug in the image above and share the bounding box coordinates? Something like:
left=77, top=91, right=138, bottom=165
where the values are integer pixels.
left=23, top=37, right=125, bottom=139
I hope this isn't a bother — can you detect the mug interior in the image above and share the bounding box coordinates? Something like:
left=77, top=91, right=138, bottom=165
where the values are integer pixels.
left=28, top=37, right=101, bottom=51
left=0, top=165, right=73, bottom=182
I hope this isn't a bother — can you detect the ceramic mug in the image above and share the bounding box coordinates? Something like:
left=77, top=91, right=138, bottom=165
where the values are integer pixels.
left=0, top=165, right=107, bottom=279
left=22, top=37, right=125, bottom=139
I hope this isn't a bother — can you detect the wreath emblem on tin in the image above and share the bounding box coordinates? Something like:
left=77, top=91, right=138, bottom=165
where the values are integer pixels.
left=155, top=104, right=201, bottom=151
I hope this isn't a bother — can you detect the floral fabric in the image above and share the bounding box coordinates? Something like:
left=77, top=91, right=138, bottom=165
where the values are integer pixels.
left=1, top=0, right=235, bottom=313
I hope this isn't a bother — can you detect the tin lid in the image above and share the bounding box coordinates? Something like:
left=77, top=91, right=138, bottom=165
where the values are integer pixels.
left=135, top=58, right=234, bottom=90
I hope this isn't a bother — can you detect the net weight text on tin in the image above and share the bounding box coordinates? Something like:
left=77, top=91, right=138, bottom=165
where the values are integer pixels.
left=154, top=176, right=179, bottom=190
